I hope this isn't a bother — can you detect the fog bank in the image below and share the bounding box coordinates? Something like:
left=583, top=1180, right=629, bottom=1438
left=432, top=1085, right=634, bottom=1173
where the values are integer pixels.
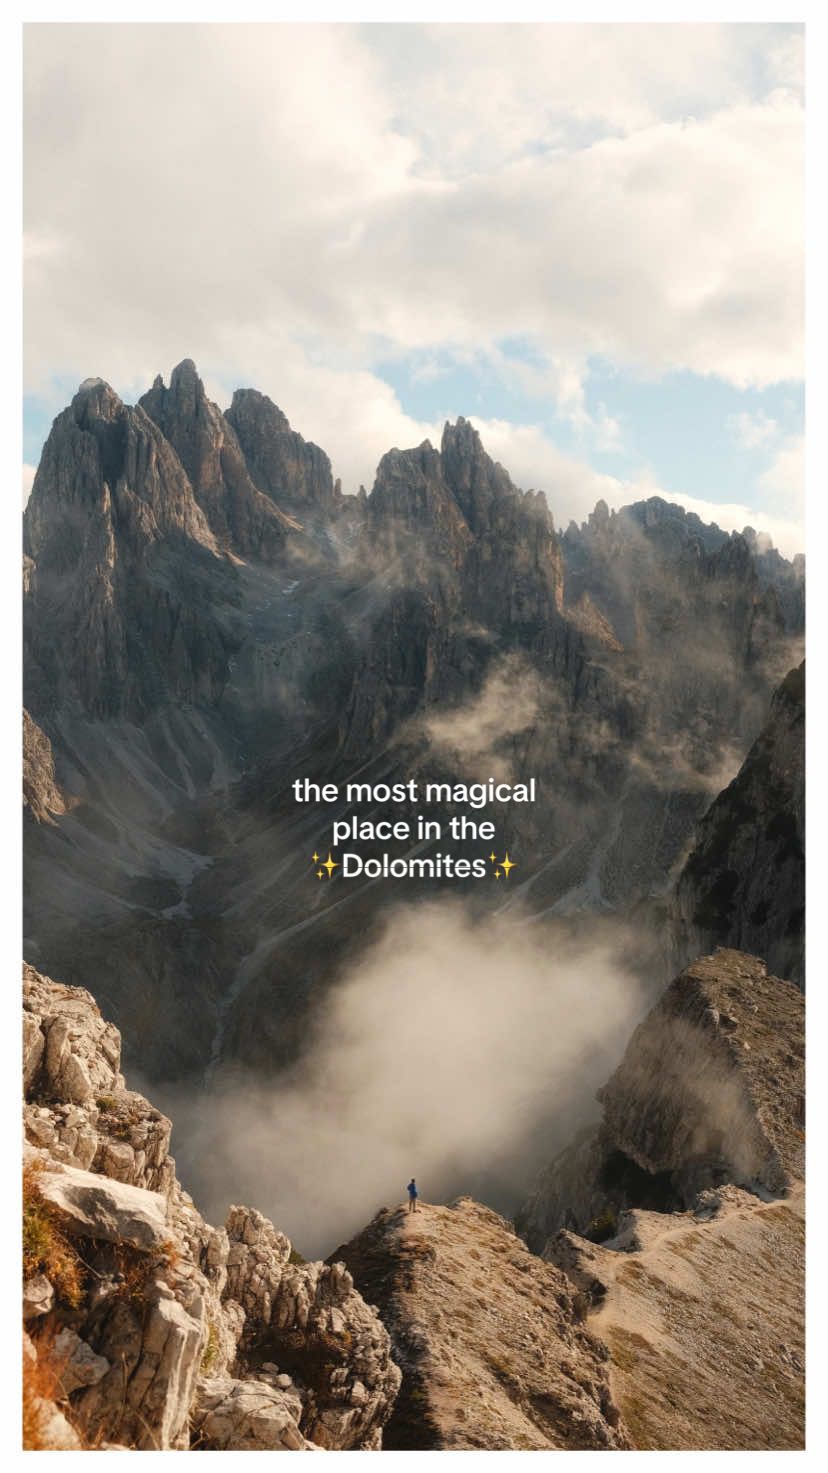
left=157, top=900, right=647, bottom=1259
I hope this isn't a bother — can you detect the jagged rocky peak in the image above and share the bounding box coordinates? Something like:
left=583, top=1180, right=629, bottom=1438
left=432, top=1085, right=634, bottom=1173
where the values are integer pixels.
left=22, top=964, right=401, bottom=1450
left=365, top=417, right=563, bottom=626
left=672, top=662, right=805, bottom=985
left=24, top=373, right=217, bottom=570
left=225, top=388, right=338, bottom=513
left=72, top=375, right=124, bottom=423
left=517, top=947, right=805, bottom=1253
left=140, top=360, right=295, bottom=562
left=23, top=370, right=239, bottom=719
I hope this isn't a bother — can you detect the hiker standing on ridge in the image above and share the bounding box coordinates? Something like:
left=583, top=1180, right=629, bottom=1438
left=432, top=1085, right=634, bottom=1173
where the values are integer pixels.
left=407, top=1178, right=419, bottom=1213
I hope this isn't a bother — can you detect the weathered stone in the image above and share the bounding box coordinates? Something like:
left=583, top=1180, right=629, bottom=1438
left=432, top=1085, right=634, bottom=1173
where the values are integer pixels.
left=23, top=1010, right=45, bottom=1090
left=20, top=965, right=401, bottom=1452
left=23, top=1273, right=54, bottom=1321
left=672, top=662, right=804, bottom=986
left=193, top=1376, right=314, bottom=1450
left=47, top=1328, right=110, bottom=1396
left=23, top=709, right=66, bottom=824
left=37, top=1165, right=170, bottom=1249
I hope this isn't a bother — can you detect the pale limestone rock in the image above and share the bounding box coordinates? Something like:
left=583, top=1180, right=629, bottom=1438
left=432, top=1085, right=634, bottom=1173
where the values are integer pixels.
left=21, top=964, right=401, bottom=1451
left=23, top=1273, right=54, bottom=1321
left=47, top=1328, right=110, bottom=1396
left=37, top=1165, right=170, bottom=1250
left=193, top=1377, right=314, bottom=1450
left=24, top=963, right=123, bottom=1103
left=23, top=1011, right=44, bottom=1091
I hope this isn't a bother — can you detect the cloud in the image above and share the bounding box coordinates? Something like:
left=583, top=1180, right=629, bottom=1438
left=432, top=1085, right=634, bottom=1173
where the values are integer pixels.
left=759, top=434, right=804, bottom=518
left=728, top=410, right=779, bottom=450
left=24, top=25, right=803, bottom=400
left=464, top=416, right=803, bottom=557
left=22, top=25, right=803, bottom=556
left=418, top=656, right=543, bottom=783
left=153, top=901, right=645, bottom=1258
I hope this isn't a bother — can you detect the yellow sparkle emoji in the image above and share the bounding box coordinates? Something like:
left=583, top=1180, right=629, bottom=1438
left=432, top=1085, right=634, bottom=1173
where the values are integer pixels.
left=489, top=852, right=497, bottom=863
left=501, top=853, right=515, bottom=878
left=316, top=869, right=324, bottom=879
left=322, top=852, right=339, bottom=878
left=312, top=852, right=319, bottom=863
left=495, top=869, right=501, bottom=879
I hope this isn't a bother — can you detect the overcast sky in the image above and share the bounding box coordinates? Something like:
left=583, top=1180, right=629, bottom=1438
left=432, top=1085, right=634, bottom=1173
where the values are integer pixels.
left=23, top=22, right=804, bottom=554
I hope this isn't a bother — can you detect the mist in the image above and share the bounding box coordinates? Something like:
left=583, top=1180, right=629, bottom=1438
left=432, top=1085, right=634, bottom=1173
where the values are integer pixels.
left=417, top=656, right=543, bottom=783
left=155, top=899, right=646, bottom=1260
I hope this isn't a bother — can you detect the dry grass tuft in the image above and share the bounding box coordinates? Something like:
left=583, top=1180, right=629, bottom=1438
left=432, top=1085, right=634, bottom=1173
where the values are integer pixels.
left=22, top=1162, right=84, bottom=1308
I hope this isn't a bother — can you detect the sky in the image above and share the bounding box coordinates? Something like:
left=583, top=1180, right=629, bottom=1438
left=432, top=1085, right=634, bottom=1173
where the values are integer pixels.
left=22, top=21, right=804, bottom=554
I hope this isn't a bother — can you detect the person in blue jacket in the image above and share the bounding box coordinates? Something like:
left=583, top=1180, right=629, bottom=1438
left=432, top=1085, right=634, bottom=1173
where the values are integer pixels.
left=406, top=1177, right=419, bottom=1213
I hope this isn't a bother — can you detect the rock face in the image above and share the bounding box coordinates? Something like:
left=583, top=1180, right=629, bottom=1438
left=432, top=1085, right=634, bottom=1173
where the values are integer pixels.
left=139, top=361, right=297, bottom=562
left=23, top=710, right=66, bottom=824
left=518, top=949, right=805, bottom=1251
left=22, top=963, right=400, bottom=1451
left=225, top=387, right=339, bottom=515
left=329, top=1197, right=628, bottom=1451
left=672, top=662, right=804, bottom=985
left=23, top=375, right=232, bottom=721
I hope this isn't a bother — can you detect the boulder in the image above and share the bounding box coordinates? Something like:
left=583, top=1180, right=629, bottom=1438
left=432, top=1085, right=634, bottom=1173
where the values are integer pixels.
left=47, top=1328, right=110, bottom=1397
left=23, top=1273, right=54, bottom=1321
left=193, top=1377, right=314, bottom=1451
left=37, top=1165, right=170, bottom=1250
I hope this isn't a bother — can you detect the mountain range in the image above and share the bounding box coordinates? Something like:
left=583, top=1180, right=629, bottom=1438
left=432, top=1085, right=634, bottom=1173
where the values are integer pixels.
left=23, top=360, right=804, bottom=1091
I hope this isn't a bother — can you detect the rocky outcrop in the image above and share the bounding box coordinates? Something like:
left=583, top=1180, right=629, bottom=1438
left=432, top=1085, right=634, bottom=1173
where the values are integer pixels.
left=140, top=361, right=298, bottom=562
left=329, top=1197, right=628, bottom=1450
left=365, top=418, right=564, bottom=630
left=23, top=711, right=66, bottom=824
left=23, top=376, right=235, bottom=720
left=226, top=386, right=339, bottom=514
left=672, top=662, right=804, bottom=985
left=518, top=949, right=805, bottom=1251
left=515, top=946, right=805, bottom=1450
left=22, top=964, right=400, bottom=1450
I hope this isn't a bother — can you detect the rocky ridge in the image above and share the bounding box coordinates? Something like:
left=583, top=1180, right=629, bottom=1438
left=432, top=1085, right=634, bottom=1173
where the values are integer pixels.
left=518, top=949, right=805, bottom=1252
left=329, top=1197, right=628, bottom=1451
left=22, top=963, right=401, bottom=1451
left=546, top=1184, right=804, bottom=1450
left=514, top=946, right=805, bottom=1450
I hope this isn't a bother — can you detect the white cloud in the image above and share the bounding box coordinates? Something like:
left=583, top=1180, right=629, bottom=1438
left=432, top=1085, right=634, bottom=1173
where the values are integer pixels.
left=24, top=24, right=803, bottom=402
left=759, top=434, right=804, bottom=519
left=728, top=409, right=779, bottom=449
left=22, top=24, right=804, bottom=559
left=468, top=415, right=803, bottom=557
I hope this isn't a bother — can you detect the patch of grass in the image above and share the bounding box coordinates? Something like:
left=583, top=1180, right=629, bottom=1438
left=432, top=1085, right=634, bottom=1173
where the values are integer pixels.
left=200, top=1319, right=220, bottom=1375
left=585, top=1207, right=618, bottom=1244
left=22, top=1163, right=84, bottom=1309
left=288, top=1247, right=306, bottom=1265
left=23, top=1335, right=64, bottom=1450
left=106, top=1239, right=167, bottom=1305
